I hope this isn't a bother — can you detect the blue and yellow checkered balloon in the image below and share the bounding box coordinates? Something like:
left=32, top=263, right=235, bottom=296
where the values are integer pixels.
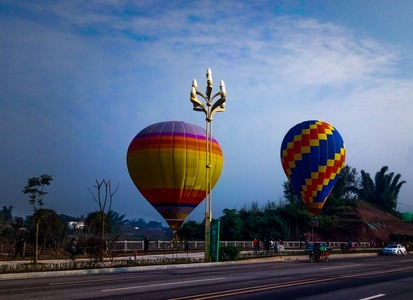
left=280, top=120, right=346, bottom=216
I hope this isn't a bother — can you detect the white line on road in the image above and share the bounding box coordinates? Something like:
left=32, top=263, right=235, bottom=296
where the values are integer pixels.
left=50, top=274, right=163, bottom=286
left=359, top=294, right=386, bottom=300
left=321, top=264, right=361, bottom=270
left=101, top=277, right=226, bottom=292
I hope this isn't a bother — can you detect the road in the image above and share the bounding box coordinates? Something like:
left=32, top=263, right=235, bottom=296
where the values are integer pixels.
left=1, top=255, right=412, bottom=299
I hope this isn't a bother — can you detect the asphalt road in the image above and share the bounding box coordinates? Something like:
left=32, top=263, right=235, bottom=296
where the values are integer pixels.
left=1, top=255, right=412, bottom=299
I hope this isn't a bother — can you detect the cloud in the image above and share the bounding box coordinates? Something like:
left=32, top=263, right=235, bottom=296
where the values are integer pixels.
left=1, top=1, right=412, bottom=222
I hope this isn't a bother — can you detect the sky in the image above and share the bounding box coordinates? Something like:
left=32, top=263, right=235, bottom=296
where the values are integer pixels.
left=1, top=0, right=413, bottom=225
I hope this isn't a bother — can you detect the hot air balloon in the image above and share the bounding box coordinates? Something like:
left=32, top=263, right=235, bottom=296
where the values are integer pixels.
left=126, top=121, right=224, bottom=230
left=280, top=120, right=346, bottom=216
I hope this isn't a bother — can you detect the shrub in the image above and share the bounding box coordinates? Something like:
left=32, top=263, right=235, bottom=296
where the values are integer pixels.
left=389, top=234, right=413, bottom=243
left=219, top=246, right=240, bottom=261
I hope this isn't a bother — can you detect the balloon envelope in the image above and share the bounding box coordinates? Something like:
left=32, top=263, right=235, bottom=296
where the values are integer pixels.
left=280, top=120, right=346, bottom=216
left=126, top=121, right=224, bottom=230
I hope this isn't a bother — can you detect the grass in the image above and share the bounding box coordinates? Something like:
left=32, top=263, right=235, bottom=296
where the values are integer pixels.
left=0, top=248, right=383, bottom=274
left=0, top=255, right=205, bottom=274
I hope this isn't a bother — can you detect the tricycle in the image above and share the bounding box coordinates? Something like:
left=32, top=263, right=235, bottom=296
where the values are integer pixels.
left=309, top=248, right=329, bottom=262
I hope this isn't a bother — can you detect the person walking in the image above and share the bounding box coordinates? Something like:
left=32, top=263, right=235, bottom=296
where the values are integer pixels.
left=13, top=238, right=24, bottom=259
left=264, top=238, right=270, bottom=254
left=143, top=237, right=149, bottom=255
left=253, top=238, right=259, bottom=254
left=70, top=238, right=78, bottom=260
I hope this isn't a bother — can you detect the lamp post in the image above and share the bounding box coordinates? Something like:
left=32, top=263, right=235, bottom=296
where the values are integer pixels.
left=311, top=216, right=318, bottom=243
left=190, top=68, right=226, bottom=261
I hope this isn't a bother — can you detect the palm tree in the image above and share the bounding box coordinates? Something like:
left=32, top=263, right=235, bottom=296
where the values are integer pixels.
left=359, top=166, right=406, bottom=213
left=0, top=206, right=16, bottom=247
left=108, top=211, right=126, bottom=234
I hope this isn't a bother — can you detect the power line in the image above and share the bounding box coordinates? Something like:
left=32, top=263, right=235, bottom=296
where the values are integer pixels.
left=398, top=202, right=413, bottom=208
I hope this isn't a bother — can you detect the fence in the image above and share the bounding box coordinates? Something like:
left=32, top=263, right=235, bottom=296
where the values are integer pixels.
left=115, top=240, right=372, bottom=252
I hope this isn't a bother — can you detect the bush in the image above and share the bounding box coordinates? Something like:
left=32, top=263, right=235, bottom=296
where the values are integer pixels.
left=219, top=246, right=240, bottom=261
left=389, top=234, right=413, bottom=243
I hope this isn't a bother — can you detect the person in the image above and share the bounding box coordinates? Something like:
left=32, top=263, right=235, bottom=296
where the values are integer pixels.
left=70, top=238, right=78, bottom=260
left=264, top=238, right=270, bottom=254
left=303, top=234, right=310, bottom=248
left=253, top=238, right=259, bottom=254
left=13, top=238, right=24, bottom=259
left=347, top=240, right=353, bottom=250
left=277, top=240, right=285, bottom=253
left=184, top=240, right=189, bottom=253
left=143, top=237, right=149, bottom=255
left=312, top=244, right=322, bottom=261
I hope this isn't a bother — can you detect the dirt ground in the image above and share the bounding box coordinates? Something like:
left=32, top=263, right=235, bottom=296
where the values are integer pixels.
left=309, top=202, right=413, bottom=243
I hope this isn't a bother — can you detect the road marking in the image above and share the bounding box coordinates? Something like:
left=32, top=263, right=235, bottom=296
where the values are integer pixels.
left=169, top=278, right=329, bottom=300
left=321, top=264, right=361, bottom=270
left=359, top=294, right=386, bottom=300
left=169, top=266, right=413, bottom=300
left=50, top=274, right=163, bottom=286
left=101, top=277, right=225, bottom=292
left=50, top=276, right=131, bottom=285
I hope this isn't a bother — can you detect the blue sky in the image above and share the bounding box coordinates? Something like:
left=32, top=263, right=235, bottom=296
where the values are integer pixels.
left=1, top=0, right=413, bottom=225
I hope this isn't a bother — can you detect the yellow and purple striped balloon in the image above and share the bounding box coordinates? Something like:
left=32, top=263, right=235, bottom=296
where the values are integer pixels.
left=280, top=120, right=346, bottom=216
left=127, top=121, right=224, bottom=230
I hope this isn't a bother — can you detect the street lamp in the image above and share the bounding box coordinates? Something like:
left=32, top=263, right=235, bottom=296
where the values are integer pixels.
left=190, top=68, right=226, bottom=261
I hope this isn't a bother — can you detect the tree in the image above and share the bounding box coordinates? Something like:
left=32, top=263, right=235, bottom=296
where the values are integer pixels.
left=178, top=220, right=204, bottom=240
left=260, top=207, right=287, bottom=242
left=108, top=211, right=126, bottom=235
left=238, top=202, right=260, bottom=240
left=83, top=210, right=126, bottom=236
left=88, top=179, right=119, bottom=261
left=23, top=174, right=53, bottom=210
left=282, top=181, right=302, bottom=206
left=1, top=205, right=14, bottom=224
left=22, top=174, right=53, bottom=264
left=84, top=211, right=112, bottom=237
left=0, top=206, right=16, bottom=250
left=358, top=166, right=406, bottom=213
left=330, top=165, right=359, bottom=203
left=28, top=209, right=64, bottom=257
left=359, top=170, right=375, bottom=203
left=219, top=209, right=242, bottom=241
left=277, top=201, right=311, bottom=241
left=237, top=201, right=288, bottom=241
left=374, top=166, right=405, bottom=212
left=280, top=182, right=313, bottom=240
left=0, top=205, right=14, bottom=233
left=128, top=217, right=148, bottom=229
left=148, top=220, right=162, bottom=228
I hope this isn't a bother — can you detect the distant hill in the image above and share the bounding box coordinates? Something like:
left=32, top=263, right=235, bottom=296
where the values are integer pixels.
left=309, top=202, right=413, bottom=243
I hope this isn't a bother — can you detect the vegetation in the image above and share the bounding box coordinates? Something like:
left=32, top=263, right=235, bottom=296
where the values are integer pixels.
left=22, top=174, right=53, bottom=264
left=177, top=165, right=408, bottom=243
left=219, top=246, right=240, bottom=261
left=27, top=208, right=65, bottom=258
left=87, top=179, right=119, bottom=261
left=357, top=166, right=406, bottom=214
left=0, top=165, right=409, bottom=265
